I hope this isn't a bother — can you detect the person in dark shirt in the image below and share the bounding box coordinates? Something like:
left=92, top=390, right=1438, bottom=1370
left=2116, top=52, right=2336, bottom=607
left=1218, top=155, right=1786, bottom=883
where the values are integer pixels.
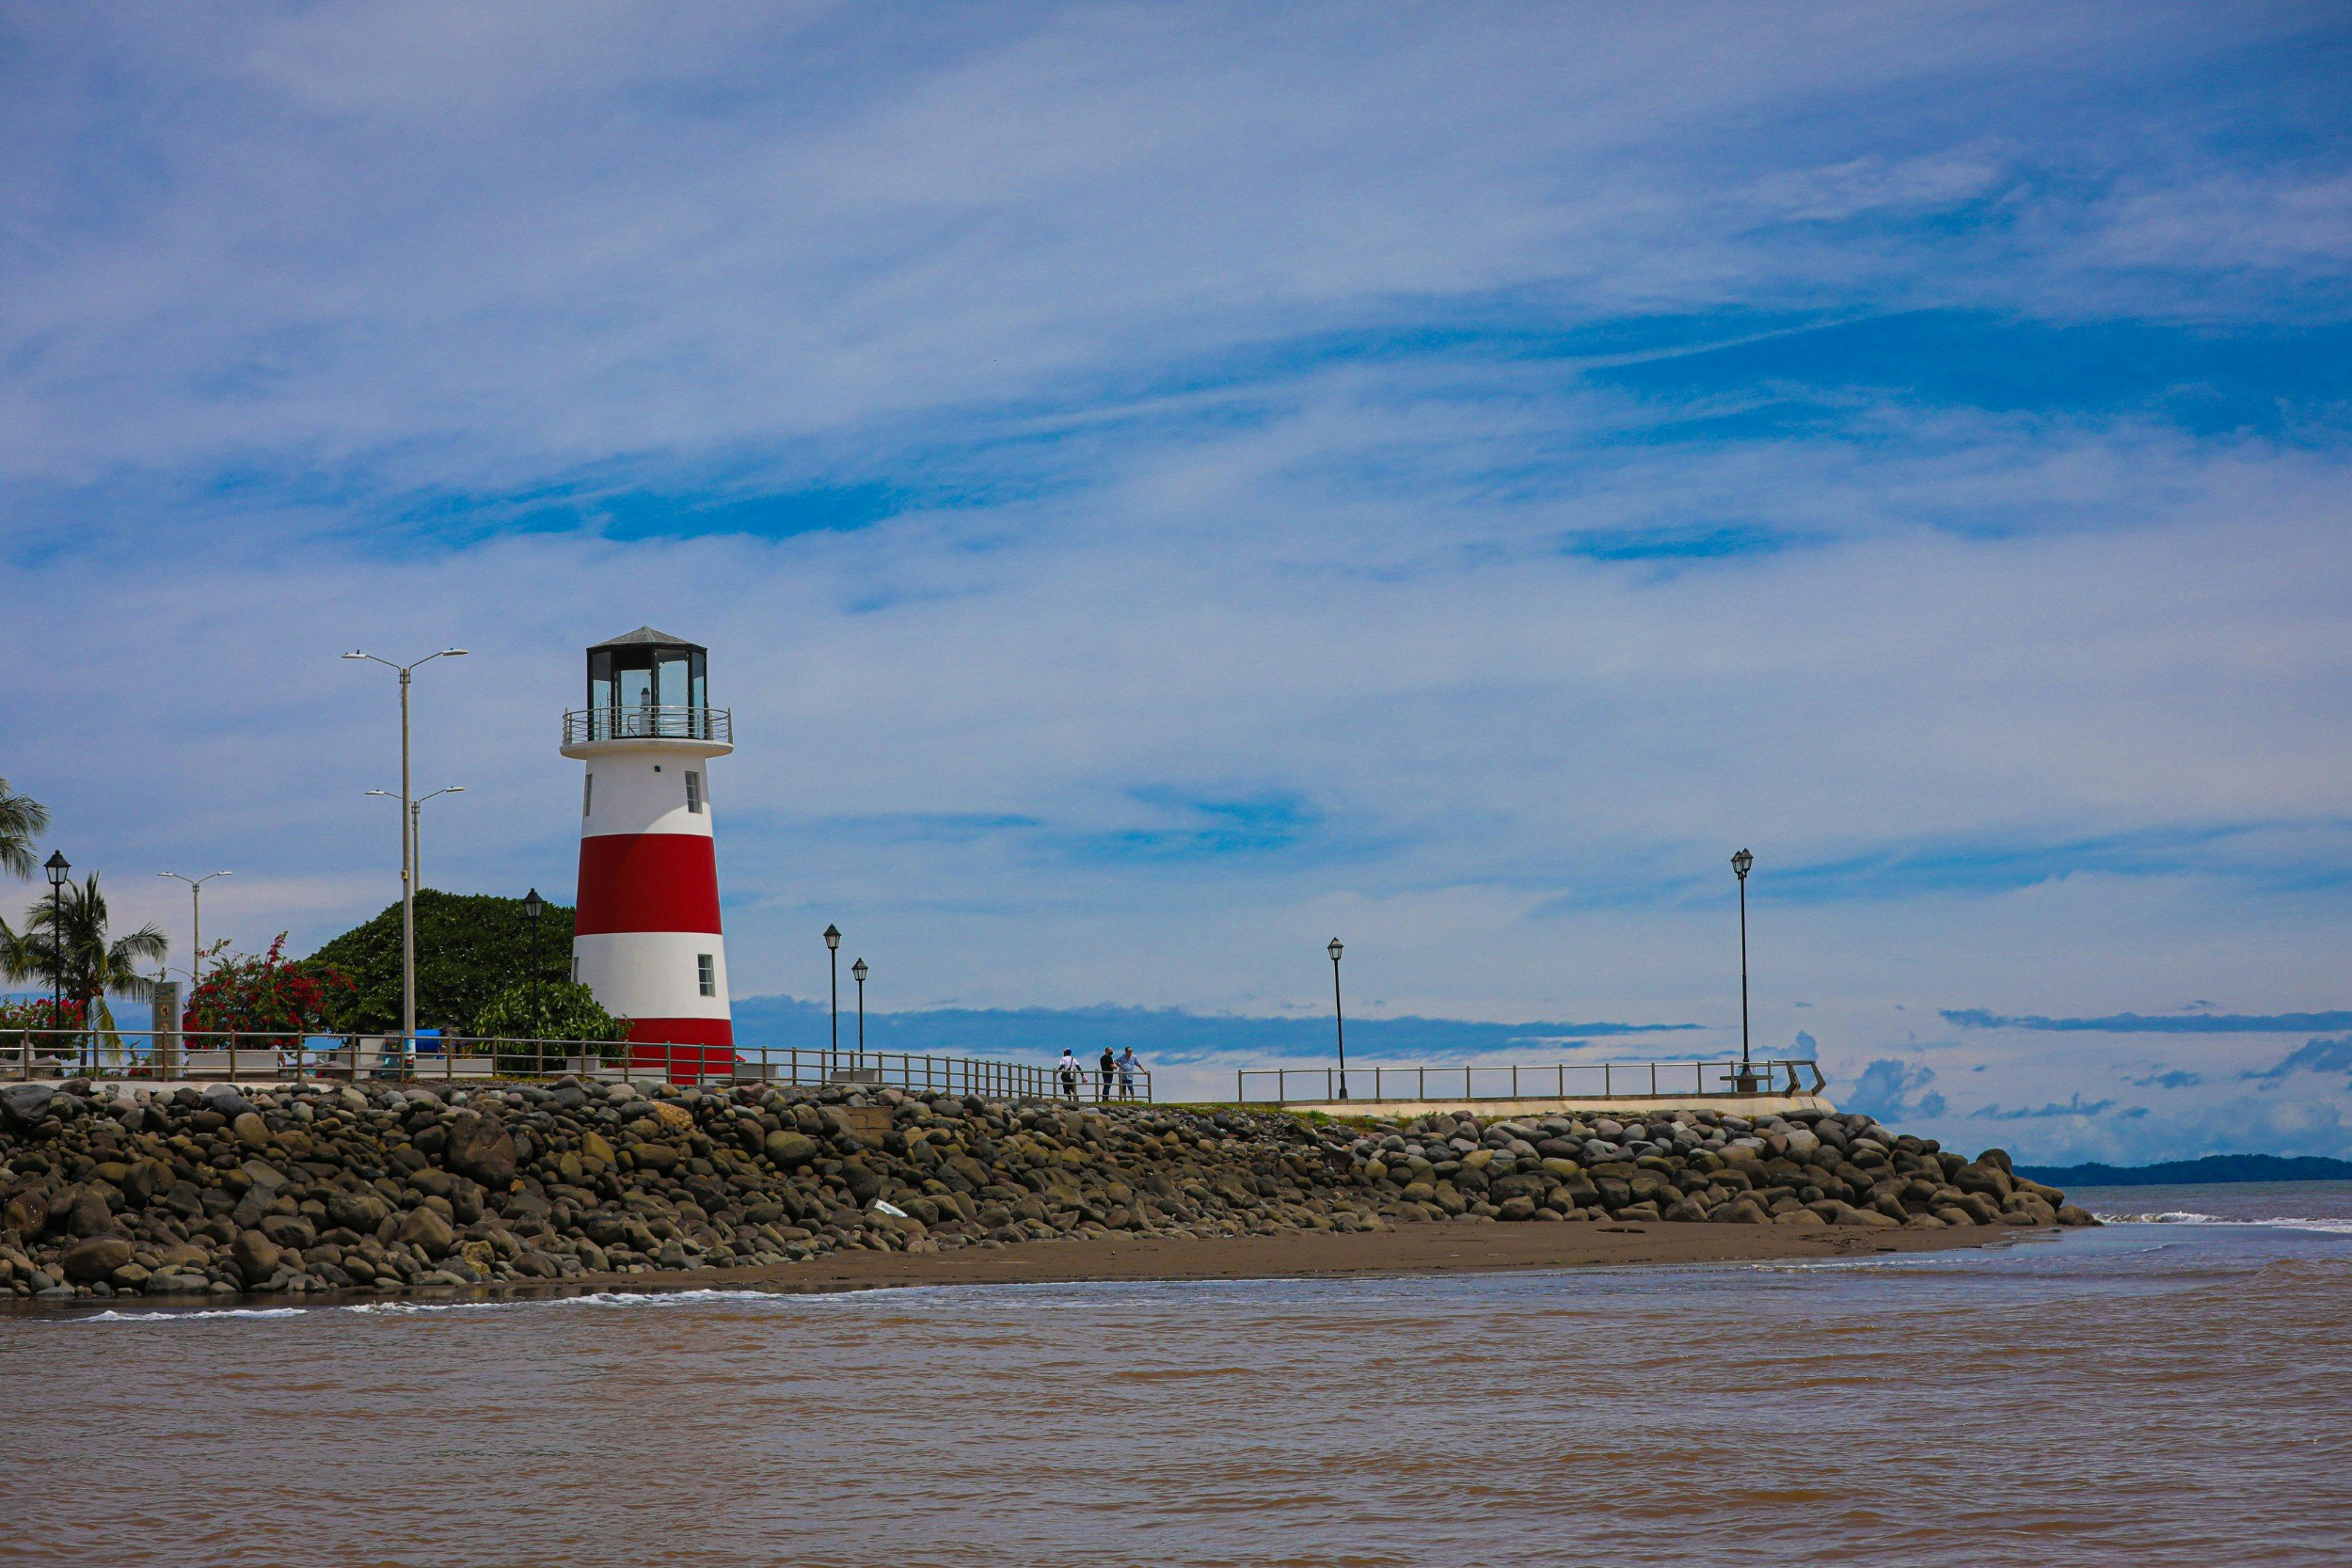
left=1097, top=1046, right=1116, bottom=1102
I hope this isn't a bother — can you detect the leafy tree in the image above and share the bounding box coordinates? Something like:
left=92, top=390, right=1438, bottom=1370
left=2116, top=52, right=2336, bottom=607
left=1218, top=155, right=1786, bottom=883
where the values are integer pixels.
left=471, top=978, right=631, bottom=1067
left=0, top=776, right=47, bottom=879
left=185, top=934, right=355, bottom=1049
left=304, top=889, right=575, bottom=1035
left=1, top=872, right=168, bottom=1036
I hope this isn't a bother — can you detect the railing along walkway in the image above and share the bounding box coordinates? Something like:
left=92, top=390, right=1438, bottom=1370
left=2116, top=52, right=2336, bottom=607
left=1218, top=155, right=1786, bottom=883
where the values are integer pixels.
left=1236, top=1058, right=1824, bottom=1106
left=1, top=1029, right=1150, bottom=1102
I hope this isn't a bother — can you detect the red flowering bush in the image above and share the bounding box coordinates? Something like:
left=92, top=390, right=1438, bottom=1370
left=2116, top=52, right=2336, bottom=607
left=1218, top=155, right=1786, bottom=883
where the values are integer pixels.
left=0, top=995, right=87, bottom=1052
left=183, top=935, right=355, bottom=1051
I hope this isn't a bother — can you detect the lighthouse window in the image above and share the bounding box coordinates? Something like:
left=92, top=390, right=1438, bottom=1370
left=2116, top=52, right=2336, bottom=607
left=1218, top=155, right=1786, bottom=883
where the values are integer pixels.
left=582, top=774, right=594, bottom=817
left=697, top=954, right=716, bottom=996
left=685, top=771, right=702, bottom=814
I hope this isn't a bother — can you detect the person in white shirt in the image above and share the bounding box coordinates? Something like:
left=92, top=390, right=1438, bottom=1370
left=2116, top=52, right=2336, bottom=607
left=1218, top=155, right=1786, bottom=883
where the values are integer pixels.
left=1057, top=1049, right=1082, bottom=1102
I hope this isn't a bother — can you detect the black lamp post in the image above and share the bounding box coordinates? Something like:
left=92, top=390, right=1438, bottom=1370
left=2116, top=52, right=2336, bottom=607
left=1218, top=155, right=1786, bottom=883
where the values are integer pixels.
left=1327, top=937, right=1347, bottom=1101
left=522, top=887, right=544, bottom=1043
left=1731, top=847, right=1755, bottom=1087
left=824, top=925, right=841, bottom=1072
left=851, top=958, right=867, bottom=1072
left=45, top=851, right=70, bottom=1030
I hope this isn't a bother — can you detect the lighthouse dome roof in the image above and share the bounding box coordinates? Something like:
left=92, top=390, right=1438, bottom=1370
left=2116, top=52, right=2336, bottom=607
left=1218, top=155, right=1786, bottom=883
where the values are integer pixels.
left=590, top=625, right=703, bottom=651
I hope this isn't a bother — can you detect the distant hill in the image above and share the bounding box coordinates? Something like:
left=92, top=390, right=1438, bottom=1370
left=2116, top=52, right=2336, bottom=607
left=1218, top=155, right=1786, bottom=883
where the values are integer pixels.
left=2017, top=1153, right=2352, bottom=1187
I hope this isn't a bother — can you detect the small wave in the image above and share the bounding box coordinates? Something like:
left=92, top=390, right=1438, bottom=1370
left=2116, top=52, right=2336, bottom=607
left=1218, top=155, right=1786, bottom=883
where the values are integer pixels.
left=2096, top=1211, right=2352, bottom=1234
left=344, top=1288, right=785, bottom=1315
left=76, top=1307, right=308, bottom=1323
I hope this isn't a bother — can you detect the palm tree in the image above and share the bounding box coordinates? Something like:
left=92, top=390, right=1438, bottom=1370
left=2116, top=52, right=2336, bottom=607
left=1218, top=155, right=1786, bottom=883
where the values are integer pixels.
left=0, top=776, right=47, bottom=879
left=3, top=873, right=168, bottom=1037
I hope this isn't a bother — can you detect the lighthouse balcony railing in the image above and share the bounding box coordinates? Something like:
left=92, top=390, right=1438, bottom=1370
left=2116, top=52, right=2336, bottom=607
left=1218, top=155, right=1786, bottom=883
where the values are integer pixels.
left=564, top=705, right=732, bottom=745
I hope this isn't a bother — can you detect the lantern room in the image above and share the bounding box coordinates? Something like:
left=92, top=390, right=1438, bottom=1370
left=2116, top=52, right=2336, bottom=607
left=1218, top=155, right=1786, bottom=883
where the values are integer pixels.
left=567, top=626, right=728, bottom=746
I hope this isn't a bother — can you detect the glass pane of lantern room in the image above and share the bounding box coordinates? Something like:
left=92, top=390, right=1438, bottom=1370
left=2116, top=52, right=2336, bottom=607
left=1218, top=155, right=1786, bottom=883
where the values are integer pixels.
left=589, top=650, right=615, bottom=711
left=616, top=658, right=654, bottom=733
left=690, top=649, right=707, bottom=710
left=654, top=647, right=690, bottom=714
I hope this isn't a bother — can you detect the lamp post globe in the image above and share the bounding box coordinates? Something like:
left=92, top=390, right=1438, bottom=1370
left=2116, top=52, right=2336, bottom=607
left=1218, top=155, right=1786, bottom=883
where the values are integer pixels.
left=44, top=851, right=69, bottom=1027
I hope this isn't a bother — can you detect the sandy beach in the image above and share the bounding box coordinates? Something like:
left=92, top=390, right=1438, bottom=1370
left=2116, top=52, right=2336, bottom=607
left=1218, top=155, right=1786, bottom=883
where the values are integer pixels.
left=547, top=1216, right=2017, bottom=1298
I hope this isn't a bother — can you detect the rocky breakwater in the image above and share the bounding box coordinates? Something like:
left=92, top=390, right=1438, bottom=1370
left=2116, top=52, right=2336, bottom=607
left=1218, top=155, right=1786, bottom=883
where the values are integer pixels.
left=0, top=1079, right=2089, bottom=1303
left=1346, top=1104, right=2095, bottom=1229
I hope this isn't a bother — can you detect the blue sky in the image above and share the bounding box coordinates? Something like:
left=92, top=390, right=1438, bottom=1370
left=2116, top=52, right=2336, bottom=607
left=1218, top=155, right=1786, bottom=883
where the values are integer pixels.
left=2, top=3, right=2348, bottom=1162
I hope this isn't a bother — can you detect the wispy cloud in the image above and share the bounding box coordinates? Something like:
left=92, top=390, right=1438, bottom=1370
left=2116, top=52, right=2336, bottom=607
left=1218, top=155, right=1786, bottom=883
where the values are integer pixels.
left=2240, top=1037, right=2352, bottom=1083
left=1947, top=1009, right=2352, bottom=1034
left=2125, top=1069, right=2205, bottom=1089
left=1972, top=1095, right=2120, bottom=1121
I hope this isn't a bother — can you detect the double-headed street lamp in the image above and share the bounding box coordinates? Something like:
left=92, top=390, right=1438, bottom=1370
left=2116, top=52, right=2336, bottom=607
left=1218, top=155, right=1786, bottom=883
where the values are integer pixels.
left=1731, top=847, right=1755, bottom=1085
left=342, top=646, right=469, bottom=1050
left=1327, top=937, right=1347, bottom=1101
left=366, top=785, right=464, bottom=892
left=45, top=851, right=70, bottom=1024
left=851, top=957, right=868, bottom=1071
left=823, top=924, right=841, bottom=1070
left=157, top=869, right=230, bottom=985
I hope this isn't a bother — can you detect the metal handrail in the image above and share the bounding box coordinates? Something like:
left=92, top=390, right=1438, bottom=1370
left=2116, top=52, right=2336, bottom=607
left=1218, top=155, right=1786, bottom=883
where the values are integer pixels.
left=1233, top=1058, right=1826, bottom=1105
left=0, top=1027, right=1149, bottom=1101
left=562, top=705, right=732, bottom=745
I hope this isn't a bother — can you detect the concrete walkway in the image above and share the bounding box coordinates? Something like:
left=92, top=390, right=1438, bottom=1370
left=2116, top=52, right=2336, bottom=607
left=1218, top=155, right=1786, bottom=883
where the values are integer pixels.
left=1264, top=1093, right=1836, bottom=1120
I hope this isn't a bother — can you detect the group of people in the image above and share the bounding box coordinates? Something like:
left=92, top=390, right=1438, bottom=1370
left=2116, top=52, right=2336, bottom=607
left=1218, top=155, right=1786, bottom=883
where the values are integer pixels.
left=1058, top=1045, right=1144, bottom=1101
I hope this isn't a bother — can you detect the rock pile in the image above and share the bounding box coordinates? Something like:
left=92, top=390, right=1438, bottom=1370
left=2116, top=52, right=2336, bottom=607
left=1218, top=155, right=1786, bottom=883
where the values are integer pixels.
left=0, top=1078, right=2090, bottom=1302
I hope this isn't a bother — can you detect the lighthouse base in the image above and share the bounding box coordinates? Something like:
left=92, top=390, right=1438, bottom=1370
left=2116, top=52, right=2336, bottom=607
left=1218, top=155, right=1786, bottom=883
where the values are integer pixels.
left=626, top=1017, right=737, bottom=1084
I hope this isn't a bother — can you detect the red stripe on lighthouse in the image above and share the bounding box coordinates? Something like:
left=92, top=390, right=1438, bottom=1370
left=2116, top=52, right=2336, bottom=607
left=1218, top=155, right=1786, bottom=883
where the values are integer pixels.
left=625, top=1016, right=737, bottom=1083
left=574, top=834, right=723, bottom=935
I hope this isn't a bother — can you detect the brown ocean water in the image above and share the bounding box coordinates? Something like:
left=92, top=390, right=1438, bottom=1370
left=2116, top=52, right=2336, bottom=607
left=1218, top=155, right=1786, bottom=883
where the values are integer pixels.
left=6, top=1188, right=2351, bottom=1567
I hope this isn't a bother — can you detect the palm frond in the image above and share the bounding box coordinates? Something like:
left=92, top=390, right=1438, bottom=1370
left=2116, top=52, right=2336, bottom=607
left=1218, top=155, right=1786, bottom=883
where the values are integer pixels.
left=0, top=777, right=49, bottom=881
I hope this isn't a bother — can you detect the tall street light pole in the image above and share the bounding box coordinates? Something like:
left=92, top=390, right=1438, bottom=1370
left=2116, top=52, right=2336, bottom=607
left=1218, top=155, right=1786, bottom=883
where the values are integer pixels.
left=1731, top=847, right=1755, bottom=1085
left=823, top=925, right=841, bottom=1073
left=1327, top=938, right=1347, bottom=1101
left=343, top=647, right=469, bottom=1053
left=851, top=958, right=867, bottom=1073
left=45, top=851, right=70, bottom=1028
left=156, top=869, right=230, bottom=984
left=367, top=785, right=464, bottom=893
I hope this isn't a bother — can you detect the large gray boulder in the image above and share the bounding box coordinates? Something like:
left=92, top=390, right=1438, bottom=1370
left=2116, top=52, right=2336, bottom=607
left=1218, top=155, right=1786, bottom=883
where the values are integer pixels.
left=60, top=1235, right=135, bottom=1283
left=231, top=1229, right=282, bottom=1285
left=442, top=1117, right=517, bottom=1187
left=395, top=1206, right=456, bottom=1258
left=1, top=1084, right=56, bottom=1128
left=764, top=1130, right=819, bottom=1167
left=326, top=1190, right=390, bottom=1232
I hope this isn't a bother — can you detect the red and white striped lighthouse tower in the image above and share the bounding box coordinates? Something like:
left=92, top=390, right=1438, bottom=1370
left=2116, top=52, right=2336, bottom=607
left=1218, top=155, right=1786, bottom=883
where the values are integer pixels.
left=561, top=627, right=734, bottom=1074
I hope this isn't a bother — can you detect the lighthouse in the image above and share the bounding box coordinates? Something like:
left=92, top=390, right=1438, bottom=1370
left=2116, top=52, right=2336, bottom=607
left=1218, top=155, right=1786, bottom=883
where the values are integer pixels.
left=562, top=627, right=734, bottom=1075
